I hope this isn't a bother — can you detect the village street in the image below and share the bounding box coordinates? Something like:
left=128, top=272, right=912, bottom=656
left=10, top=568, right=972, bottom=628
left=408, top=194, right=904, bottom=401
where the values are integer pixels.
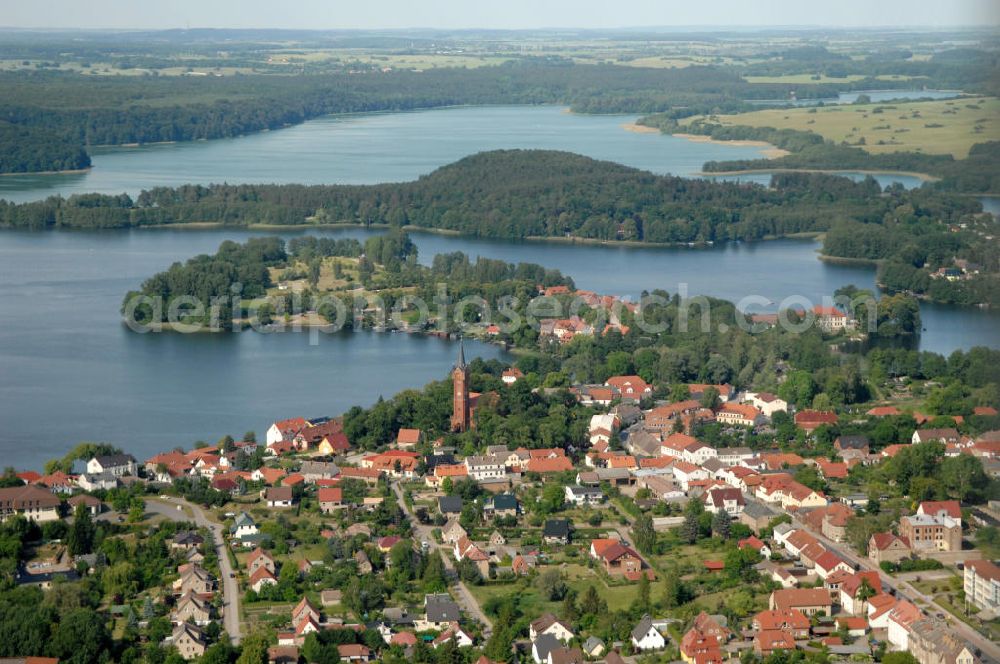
left=390, top=481, right=494, bottom=634
left=147, top=497, right=243, bottom=644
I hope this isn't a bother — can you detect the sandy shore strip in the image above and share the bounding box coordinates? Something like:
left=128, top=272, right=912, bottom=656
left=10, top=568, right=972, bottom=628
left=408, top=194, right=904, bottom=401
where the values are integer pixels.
left=622, top=124, right=789, bottom=158
left=621, top=122, right=661, bottom=134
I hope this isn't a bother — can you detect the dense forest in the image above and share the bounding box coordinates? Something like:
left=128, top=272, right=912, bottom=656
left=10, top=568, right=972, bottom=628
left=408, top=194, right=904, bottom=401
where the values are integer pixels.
left=0, top=149, right=983, bottom=240
left=0, top=122, right=91, bottom=174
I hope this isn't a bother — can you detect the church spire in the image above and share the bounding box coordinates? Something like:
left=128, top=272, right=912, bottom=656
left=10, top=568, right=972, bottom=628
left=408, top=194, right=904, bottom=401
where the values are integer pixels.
left=456, top=336, right=466, bottom=369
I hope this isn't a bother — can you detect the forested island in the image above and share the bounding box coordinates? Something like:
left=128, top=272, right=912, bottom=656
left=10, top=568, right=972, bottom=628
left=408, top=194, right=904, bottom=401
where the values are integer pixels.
left=4, top=150, right=998, bottom=306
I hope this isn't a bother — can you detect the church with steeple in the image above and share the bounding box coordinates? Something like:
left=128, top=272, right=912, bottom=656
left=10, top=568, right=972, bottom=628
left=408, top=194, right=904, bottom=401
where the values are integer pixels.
left=451, top=339, right=471, bottom=432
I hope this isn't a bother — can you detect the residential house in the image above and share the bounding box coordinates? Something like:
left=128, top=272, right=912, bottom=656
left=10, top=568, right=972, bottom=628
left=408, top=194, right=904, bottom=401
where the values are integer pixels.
left=702, top=487, right=745, bottom=515
left=543, top=520, right=570, bottom=545
left=419, top=595, right=462, bottom=631
left=812, top=306, right=851, bottom=332
left=912, top=428, right=960, bottom=445
left=744, top=392, right=788, bottom=417
left=769, top=588, right=833, bottom=616
left=868, top=533, right=911, bottom=565
left=802, top=502, right=853, bottom=543
left=336, top=644, right=371, bottom=663
left=86, top=454, right=137, bottom=477
left=453, top=536, right=490, bottom=578
left=887, top=600, right=922, bottom=651
left=752, top=609, right=810, bottom=639
left=66, top=493, right=102, bottom=517
left=230, top=513, right=261, bottom=546
left=299, top=461, right=341, bottom=483
left=464, top=456, right=507, bottom=482
left=813, top=550, right=854, bottom=581
left=794, top=410, right=838, bottom=432
left=173, top=591, right=212, bottom=625
left=247, top=548, right=276, bottom=576
left=433, top=623, right=474, bottom=649
left=173, top=564, right=213, bottom=595
left=680, top=628, right=723, bottom=664
left=582, top=636, right=605, bottom=658
left=605, top=375, right=653, bottom=402
left=76, top=473, right=118, bottom=492
left=439, top=496, right=464, bottom=516
left=716, top=446, right=755, bottom=466
left=264, top=486, right=294, bottom=508
left=512, top=554, right=538, bottom=576
left=839, top=571, right=883, bottom=616
left=738, top=536, right=771, bottom=558
left=834, top=435, right=870, bottom=455
left=529, top=614, right=574, bottom=642
left=502, top=367, right=523, bottom=384
left=250, top=566, right=277, bottom=592
left=396, top=428, right=423, bottom=449
left=754, top=630, right=796, bottom=656
left=441, top=518, right=468, bottom=544
left=532, top=634, right=562, bottom=664
left=172, top=623, right=207, bottom=660
left=908, top=617, right=981, bottom=664
left=564, top=485, right=604, bottom=506
left=630, top=615, right=665, bottom=651
left=740, top=500, right=779, bottom=534
left=267, top=417, right=308, bottom=446
left=590, top=539, right=653, bottom=581
left=484, top=493, right=519, bottom=519
left=318, top=487, right=343, bottom=513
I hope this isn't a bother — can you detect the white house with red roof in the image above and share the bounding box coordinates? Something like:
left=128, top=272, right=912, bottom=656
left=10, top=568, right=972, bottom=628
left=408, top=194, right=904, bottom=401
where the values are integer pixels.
left=605, top=375, right=653, bottom=401
left=267, top=417, right=309, bottom=446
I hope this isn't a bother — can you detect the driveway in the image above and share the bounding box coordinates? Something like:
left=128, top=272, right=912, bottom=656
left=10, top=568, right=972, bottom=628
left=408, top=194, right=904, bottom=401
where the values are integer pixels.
left=147, top=497, right=242, bottom=644
left=390, top=482, right=493, bottom=633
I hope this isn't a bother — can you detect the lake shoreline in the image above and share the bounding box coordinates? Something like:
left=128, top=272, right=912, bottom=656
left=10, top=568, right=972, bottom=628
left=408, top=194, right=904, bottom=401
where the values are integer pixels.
left=0, top=166, right=92, bottom=177
left=697, top=166, right=939, bottom=182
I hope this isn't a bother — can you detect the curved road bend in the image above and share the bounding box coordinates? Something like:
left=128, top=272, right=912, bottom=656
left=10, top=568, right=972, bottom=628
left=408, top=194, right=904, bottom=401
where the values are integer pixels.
left=148, top=497, right=242, bottom=644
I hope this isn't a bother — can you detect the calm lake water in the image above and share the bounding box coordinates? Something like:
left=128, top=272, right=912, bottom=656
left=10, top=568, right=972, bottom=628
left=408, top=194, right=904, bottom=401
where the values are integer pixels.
left=2, top=226, right=998, bottom=470
left=0, top=105, right=923, bottom=203
left=0, top=105, right=996, bottom=469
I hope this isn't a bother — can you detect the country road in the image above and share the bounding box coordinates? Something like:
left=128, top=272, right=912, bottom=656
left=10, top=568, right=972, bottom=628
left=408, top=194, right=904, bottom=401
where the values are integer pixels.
left=147, top=497, right=242, bottom=644
left=792, top=517, right=1000, bottom=663
left=390, top=482, right=493, bottom=634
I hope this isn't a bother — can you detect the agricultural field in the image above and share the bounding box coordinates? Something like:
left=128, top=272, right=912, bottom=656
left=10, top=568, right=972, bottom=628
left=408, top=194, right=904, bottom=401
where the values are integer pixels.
left=700, top=96, right=1000, bottom=158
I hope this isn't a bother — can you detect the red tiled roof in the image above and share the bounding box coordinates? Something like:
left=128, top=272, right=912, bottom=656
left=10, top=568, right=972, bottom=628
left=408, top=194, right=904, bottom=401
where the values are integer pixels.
left=527, top=457, right=573, bottom=473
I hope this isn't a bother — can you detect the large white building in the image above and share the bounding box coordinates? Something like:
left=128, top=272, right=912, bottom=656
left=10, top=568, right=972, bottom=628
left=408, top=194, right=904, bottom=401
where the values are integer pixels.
left=964, top=559, right=1000, bottom=615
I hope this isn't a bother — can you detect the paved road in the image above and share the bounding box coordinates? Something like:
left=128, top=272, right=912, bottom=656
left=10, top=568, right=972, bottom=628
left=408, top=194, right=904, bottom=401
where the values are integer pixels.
left=148, top=497, right=243, bottom=644
left=793, top=517, right=1000, bottom=663
left=390, top=482, right=493, bottom=633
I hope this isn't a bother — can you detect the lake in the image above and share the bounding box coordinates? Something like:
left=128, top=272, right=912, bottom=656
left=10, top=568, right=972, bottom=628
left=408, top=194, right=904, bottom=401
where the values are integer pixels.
left=2, top=226, right=998, bottom=470
left=0, top=105, right=924, bottom=204
left=0, top=104, right=996, bottom=469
